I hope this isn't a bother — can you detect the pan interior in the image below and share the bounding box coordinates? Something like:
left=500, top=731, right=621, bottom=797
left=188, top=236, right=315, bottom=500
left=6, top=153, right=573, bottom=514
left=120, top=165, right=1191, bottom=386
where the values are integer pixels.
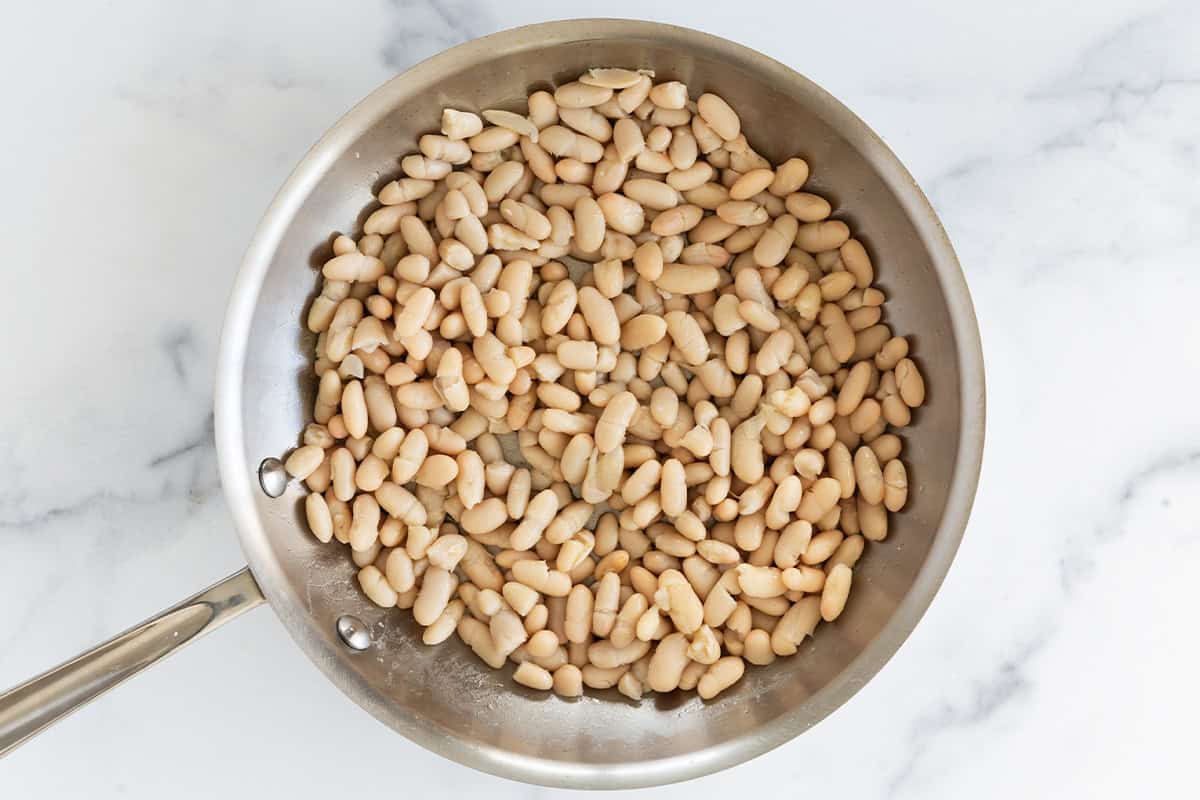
left=223, top=20, right=979, bottom=789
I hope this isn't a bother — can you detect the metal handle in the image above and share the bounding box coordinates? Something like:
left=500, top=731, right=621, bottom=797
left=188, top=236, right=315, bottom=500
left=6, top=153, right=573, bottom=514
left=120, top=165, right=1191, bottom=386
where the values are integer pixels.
left=0, top=567, right=265, bottom=757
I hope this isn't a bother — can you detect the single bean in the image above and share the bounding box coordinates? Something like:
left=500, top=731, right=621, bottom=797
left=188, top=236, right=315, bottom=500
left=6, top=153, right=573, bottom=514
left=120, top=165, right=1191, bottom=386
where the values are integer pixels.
left=358, top=565, right=397, bottom=608
left=696, top=93, right=740, bottom=141
left=646, top=632, right=691, bottom=692
left=697, top=655, right=744, bottom=699
left=883, top=459, right=908, bottom=512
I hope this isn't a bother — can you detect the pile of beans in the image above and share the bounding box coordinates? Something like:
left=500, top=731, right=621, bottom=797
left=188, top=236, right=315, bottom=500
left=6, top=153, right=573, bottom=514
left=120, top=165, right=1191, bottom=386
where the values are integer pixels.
left=283, top=67, right=925, bottom=701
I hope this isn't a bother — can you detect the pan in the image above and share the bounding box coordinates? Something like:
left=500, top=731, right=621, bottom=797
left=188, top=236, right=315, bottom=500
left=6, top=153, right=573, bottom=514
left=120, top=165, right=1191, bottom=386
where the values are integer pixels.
left=0, top=19, right=985, bottom=789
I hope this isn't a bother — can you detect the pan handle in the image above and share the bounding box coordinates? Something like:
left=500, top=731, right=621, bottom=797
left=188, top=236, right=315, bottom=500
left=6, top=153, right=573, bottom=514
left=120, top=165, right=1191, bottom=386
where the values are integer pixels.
left=0, top=567, right=265, bottom=757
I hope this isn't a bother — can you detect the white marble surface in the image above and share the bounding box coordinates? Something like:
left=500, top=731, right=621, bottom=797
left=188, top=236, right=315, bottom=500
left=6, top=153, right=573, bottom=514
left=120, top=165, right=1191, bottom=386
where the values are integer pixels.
left=1, top=0, right=1197, bottom=796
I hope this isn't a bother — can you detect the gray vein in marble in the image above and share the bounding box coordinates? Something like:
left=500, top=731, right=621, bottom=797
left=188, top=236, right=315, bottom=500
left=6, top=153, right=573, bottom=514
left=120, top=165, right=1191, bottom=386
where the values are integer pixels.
left=1022, top=4, right=1200, bottom=148
left=888, top=631, right=1047, bottom=797
left=1059, top=447, right=1200, bottom=591
left=1108, top=447, right=1200, bottom=528
left=889, top=445, right=1200, bottom=796
left=928, top=71, right=1200, bottom=194
left=0, top=489, right=114, bottom=531
left=148, top=412, right=214, bottom=468
left=380, top=0, right=494, bottom=71
left=0, top=413, right=219, bottom=529
left=160, top=324, right=199, bottom=384
left=918, top=5, right=1200, bottom=207
left=1033, top=3, right=1194, bottom=90
left=922, top=155, right=997, bottom=206
left=0, top=474, right=221, bottom=531
left=1027, top=76, right=1200, bottom=158
left=1028, top=77, right=1200, bottom=105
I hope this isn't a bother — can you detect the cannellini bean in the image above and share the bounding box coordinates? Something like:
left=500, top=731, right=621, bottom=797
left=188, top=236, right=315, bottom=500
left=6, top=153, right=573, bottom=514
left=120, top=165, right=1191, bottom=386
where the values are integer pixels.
left=797, top=477, right=841, bottom=523
left=490, top=607, right=528, bottom=657
left=556, top=340, right=599, bottom=370
left=578, top=286, right=620, bottom=345
left=441, top=109, right=483, bottom=140
left=526, top=89, right=559, bottom=128
left=649, top=81, right=688, bottom=109
left=853, top=446, right=884, bottom=505
left=594, top=391, right=638, bottom=453
left=426, top=534, right=467, bottom=571
left=415, top=453, right=458, bottom=488
left=511, top=660, right=552, bottom=691
left=285, top=445, right=325, bottom=480
left=379, top=178, right=434, bottom=205
left=420, top=134, right=472, bottom=164
left=559, top=106, right=612, bottom=143
left=358, top=565, right=396, bottom=609
left=405, top=523, right=437, bottom=561
left=555, top=81, right=612, bottom=109
left=883, top=459, right=908, bottom=512
left=660, top=458, right=687, bottom=516
left=581, top=663, right=627, bottom=690
left=617, top=672, right=644, bottom=701
left=664, top=311, right=710, bottom=365
left=305, top=493, right=333, bottom=543
left=349, top=494, right=381, bottom=552
left=580, top=67, right=643, bottom=90
left=423, top=600, right=464, bottom=645
left=540, top=125, right=604, bottom=163
left=616, top=74, right=652, bottom=114
left=549, top=663, right=582, bottom=697
left=322, top=253, right=386, bottom=282
left=696, top=93, right=740, bottom=141
left=655, top=263, right=719, bottom=294
left=613, top=118, right=645, bottom=163
left=596, top=192, right=644, bottom=235
left=895, top=358, right=926, bottom=407
left=526, top=628, right=559, bottom=659
left=482, top=109, right=539, bottom=141
left=512, top=559, right=572, bottom=597
left=460, top=497, right=508, bottom=535
left=730, top=168, right=774, bottom=200
left=685, top=625, right=721, bottom=665
left=736, top=565, right=786, bottom=598
left=402, top=155, right=452, bottom=180
left=588, top=638, right=651, bottom=669
left=768, top=158, right=810, bottom=196
left=821, top=564, right=852, bottom=621
left=716, top=200, right=768, bottom=226
left=796, top=220, right=850, bottom=252
left=621, top=314, right=668, bottom=351
left=572, top=196, right=606, bottom=252
left=754, top=214, right=799, bottom=267
left=657, top=573, right=703, bottom=634
left=458, top=616, right=506, bottom=668
left=770, top=596, right=820, bottom=656
left=610, top=593, right=650, bottom=648
left=731, top=415, right=767, bottom=483
left=646, top=632, right=691, bottom=692
left=651, top=204, right=704, bottom=236
left=384, top=548, right=415, bottom=593
left=592, top=571, right=621, bottom=637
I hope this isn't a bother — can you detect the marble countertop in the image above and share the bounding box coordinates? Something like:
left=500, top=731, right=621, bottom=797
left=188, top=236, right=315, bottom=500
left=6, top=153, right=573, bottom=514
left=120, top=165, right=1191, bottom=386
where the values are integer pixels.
left=2, top=1, right=1197, bottom=797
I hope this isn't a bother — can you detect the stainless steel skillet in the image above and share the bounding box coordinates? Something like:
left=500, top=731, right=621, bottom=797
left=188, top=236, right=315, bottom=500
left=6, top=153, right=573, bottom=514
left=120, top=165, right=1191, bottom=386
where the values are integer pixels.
left=0, top=19, right=985, bottom=789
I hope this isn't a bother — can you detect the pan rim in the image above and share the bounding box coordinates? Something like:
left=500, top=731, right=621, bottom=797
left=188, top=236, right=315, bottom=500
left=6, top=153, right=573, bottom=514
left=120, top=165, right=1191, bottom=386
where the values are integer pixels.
left=214, top=17, right=986, bottom=789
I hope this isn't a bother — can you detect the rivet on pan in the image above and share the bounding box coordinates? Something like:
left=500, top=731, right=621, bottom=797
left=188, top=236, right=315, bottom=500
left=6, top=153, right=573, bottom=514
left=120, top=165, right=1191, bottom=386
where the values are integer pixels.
left=336, top=615, right=371, bottom=651
left=257, top=457, right=288, bottom=498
